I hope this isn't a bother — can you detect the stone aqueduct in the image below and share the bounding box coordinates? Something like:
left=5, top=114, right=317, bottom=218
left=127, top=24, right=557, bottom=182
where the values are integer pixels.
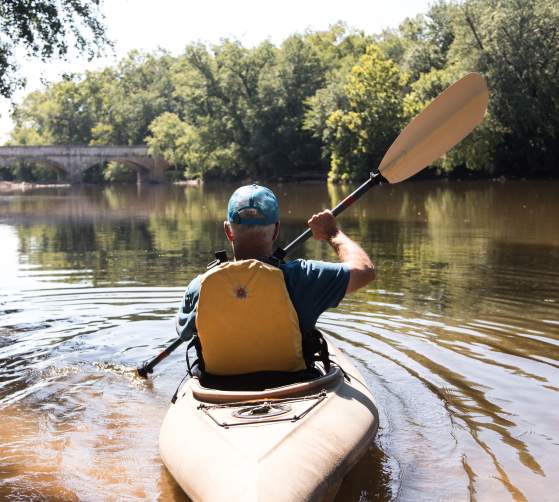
left=0, top=145, right=169, bottom=183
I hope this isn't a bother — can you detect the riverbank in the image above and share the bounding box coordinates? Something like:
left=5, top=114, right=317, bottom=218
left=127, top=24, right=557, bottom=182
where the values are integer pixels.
left=172, top=179, right=202, bottom=186
left=0, top=179, right=203, bottom=192
left=0, top=181, right=71, bottom=192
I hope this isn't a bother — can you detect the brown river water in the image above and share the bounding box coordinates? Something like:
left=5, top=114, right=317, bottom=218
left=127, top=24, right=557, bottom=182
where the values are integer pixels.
left=0, top=180, right=558, bottom=501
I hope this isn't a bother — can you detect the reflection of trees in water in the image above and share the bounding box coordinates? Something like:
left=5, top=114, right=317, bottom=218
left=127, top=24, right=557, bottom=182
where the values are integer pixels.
left=12, top=185, right=234, bottom=286
left=10, top=181, right=559, bottom=295
left=15, top=218, right=220, bottom=287
left=325, top=181, right=559, bottom=314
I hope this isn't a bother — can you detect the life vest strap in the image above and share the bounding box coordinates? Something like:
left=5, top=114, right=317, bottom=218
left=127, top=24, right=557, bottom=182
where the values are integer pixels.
left=207, top=250, right=229, bottom=270
left=186, top=335, right=204, bottom=376
left=302, top=329, right=330, bottom=372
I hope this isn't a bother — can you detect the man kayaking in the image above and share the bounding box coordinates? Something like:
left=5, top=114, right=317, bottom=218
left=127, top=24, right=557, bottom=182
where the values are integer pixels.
left=176, top=184, right=375, bottom=382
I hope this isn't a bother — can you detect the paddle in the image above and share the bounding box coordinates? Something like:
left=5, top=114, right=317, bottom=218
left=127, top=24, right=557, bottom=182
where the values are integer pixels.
left=274, top=72, right=489, bottom=259
left=137, top=72, right=489, bottom=378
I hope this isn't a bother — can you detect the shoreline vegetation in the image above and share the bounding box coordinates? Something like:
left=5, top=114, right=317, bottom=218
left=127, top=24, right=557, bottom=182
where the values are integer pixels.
left=2, top=0, right=558, bottom=185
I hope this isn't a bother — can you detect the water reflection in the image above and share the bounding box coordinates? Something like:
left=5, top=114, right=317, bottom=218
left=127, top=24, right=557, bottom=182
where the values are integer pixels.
left=0, top=180, right=558, bottom=501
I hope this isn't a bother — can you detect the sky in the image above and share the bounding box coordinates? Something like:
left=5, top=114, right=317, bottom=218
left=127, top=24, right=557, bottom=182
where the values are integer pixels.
left=0, top=0, right=433, bottom=142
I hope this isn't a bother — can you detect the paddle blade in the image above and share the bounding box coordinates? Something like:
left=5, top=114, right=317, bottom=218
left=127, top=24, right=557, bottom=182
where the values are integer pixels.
left=379, top=72, right=489, bottom=183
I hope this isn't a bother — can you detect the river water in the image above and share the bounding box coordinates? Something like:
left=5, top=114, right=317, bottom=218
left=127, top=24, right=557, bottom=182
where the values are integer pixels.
left=0, top=180, right=558, bottom=501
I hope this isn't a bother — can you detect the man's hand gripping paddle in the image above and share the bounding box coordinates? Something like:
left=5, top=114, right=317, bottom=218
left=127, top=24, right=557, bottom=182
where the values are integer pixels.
left=137, top=72, right=489, bottom=378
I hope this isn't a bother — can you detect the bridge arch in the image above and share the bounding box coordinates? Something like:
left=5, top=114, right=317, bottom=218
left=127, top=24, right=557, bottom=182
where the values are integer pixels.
left=0, top=155, right=69, bottom=181
left=0, top=145, right=169, bottom=183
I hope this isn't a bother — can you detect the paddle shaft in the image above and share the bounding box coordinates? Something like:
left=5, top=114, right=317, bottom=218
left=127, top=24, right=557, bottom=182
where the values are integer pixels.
left=137, top=337, right=185, bottom=378
left=276, top=171, right=380, bottom=259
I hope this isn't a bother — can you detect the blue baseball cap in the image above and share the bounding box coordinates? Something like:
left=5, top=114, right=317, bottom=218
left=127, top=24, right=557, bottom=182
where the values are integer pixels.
left=227, top=184, right=279, bottom=225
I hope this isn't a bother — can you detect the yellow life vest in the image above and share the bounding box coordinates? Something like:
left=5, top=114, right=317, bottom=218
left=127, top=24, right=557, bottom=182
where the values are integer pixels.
left=195, top=259, right=306, bottom=375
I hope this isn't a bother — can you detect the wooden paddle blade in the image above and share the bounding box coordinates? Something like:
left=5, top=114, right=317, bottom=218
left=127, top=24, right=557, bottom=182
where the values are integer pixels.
left=378, top=72, right=489, bottom=184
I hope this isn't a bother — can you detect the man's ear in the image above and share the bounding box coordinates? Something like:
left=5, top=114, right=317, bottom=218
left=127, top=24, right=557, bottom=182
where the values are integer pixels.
left=273, top=222, right=280, bottom=241
left=224, top=221, right=234, bottom=242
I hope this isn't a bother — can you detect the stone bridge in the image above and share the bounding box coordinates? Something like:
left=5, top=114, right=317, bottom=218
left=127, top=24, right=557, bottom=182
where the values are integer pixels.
left=0, top=145, right=169, bottom=183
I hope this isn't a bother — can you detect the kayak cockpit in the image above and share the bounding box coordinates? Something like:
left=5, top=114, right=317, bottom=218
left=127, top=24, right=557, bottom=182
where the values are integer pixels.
left=190, top=366, right=343, bottom=404
left=197, top=366, right=323, bottom=392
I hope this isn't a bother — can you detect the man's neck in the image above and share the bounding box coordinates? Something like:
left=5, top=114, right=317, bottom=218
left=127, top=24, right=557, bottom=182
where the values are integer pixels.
left=233, top=245, right=273, bottom=261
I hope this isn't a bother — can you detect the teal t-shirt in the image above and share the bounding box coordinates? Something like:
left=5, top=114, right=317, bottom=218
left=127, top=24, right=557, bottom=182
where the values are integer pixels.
left=176, top=259, right=350, bottom=339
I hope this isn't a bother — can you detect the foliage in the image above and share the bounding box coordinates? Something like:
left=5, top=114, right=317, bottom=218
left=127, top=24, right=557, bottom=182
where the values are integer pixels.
left=320, top=46, right=409, bottom=182
left=146, top=112, right=190, bottom=169
left=2, top=160, right=65, bottom=182
left=6, top=3, right=559, bottom=181
left=450, top=0, right=559, bottom=174
left=103, top=161, right=137, bottom=183
left=0, top=0, right=109, bottom=98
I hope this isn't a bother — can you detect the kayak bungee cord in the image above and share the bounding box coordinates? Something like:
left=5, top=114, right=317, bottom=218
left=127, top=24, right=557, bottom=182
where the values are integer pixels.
left=198, top=391, right=328, bottom=428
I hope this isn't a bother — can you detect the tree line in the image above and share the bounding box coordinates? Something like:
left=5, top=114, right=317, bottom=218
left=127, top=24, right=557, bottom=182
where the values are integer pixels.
left=5, top=0, right=558, bottom=183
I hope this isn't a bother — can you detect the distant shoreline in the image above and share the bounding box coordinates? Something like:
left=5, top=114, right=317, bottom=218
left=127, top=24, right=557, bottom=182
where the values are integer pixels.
left=0, top=181, right=71, bottom=192
left=0, top=174, right=553, bottom=192
left=0, top=179, right=204, bottom=191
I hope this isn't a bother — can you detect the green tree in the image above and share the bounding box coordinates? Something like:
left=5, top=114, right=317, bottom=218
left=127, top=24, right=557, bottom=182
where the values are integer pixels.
left=253, top=34, right=326, bottom=177
left=8, top=9, right=559, bottom=182
left=0, top=0, right=109, bottom=98
left=10, top=70, right=111, bottom=144
left=101, top=51, right=177, bottom=145
left=377, top=2, right=458, bottom=80
left=103, top=161, right=137, bottom=182
left=322, top=46, right=409, bottom=182
left=10, top=51, right=177, bottom=146
left=168, top=42, right=260, bottom=178
left=147, top=112, right=189, bottom=169
left=10, top=89, right=56, bottom=144
left=166, top=37, right=328, bottom=180
left=451, top=0, right=559, bottom=174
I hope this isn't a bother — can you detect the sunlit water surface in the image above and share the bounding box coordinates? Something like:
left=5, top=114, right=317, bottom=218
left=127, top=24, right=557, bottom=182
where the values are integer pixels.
left=1, top=180, right=558, bottom=501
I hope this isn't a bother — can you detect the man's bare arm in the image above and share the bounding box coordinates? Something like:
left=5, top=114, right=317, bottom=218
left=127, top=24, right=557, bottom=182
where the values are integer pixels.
left=307, top=210, right=375, bottom=294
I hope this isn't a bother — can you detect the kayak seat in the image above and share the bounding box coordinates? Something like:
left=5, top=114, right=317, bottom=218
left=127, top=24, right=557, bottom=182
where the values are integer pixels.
left=197, top=367, right=322, bottom=392
left=191, top=366, right=343, bottom=404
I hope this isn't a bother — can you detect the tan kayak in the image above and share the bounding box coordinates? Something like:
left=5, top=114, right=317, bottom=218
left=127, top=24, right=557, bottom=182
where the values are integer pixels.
left=159, top=335, right=379, bottom=501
